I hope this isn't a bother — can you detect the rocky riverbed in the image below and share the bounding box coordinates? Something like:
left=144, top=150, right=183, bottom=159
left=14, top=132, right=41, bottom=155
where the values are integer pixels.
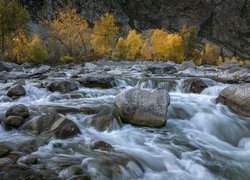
left=0, top=60, right=250, bottom=180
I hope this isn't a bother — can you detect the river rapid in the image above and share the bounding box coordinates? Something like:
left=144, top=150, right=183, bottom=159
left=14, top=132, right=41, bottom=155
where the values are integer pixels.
left=0, top=61, right=250, bottom=180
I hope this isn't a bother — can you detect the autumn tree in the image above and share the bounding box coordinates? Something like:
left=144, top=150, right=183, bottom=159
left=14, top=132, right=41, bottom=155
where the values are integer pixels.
left=114, top=37, right=127, bottom=59
left=91, top=13, right=119, bottom=57
left=202, top=44, right=219, bottom=65
left=0, top=0, right=29, bottom=59
left=28, top=34, right=49, bottom=62
left=125, top=30, right=142, bottom=59
left=140, top=39, right=152, bottom=60
left=180, top=25, right=200, bottom=59
left=46, top=7, right=90, bottom=60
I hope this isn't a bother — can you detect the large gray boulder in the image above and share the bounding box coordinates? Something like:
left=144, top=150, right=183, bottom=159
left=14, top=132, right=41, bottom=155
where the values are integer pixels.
left=0, top=61, right=19, bottom=72
left=115, top=88, right=170, bottom=128
left=23, top=114, right=80, bottom=139
left=216, top=84, right=250, bottom=117
left=7, top=85, right=26, bottom=99
left=146, top=63, right=177, bottom=74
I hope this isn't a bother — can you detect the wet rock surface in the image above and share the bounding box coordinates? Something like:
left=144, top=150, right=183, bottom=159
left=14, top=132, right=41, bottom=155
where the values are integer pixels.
left=0, top=60, right=250, bottom=179
left=7, top=85, right=26, bottom=99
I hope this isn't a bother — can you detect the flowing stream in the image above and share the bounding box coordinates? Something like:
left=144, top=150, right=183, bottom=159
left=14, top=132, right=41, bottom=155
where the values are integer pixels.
left=0, top=64, right=250, bottom=180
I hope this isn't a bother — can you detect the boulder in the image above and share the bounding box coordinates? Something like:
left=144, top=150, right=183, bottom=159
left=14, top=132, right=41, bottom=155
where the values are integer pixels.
left=79, top=71, right=115, bottom=88
left=23, top=114, right=80, bottom=139
left=17, top=155, right=38, bottom=165
left=46, top=80, right=79, bottom=93
left=216, top=84, right=250, bottom=117
left=90, top=141, right=113, bottom=152
left=180, top=61, right=196, bottom=70
left=0, top=146, right=11, bottom=158
left=115, top=88, right=170, bottom=128
left=7, top=85, right=26, bottom=98
left=219, top=61, right=239, bottom=70
left=6, top=104, right=30, bottom=118
left=2, top=116, right=24, bottom=128
left=183, top=78, right=208, bottom=93
left=146, top=63, right=177, bottom=74
left=31, top=65, right=51, bottom=75
left=83, top=62, right=99, bottom=72
left=90, top=114, right=114, bottom=131
left=0, top=61, right=19, bottom=72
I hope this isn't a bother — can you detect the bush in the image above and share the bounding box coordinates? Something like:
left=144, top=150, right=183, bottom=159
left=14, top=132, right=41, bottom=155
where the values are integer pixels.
left=59, top=56, right=74, bottom=64
left=202, top=44, right=219, bottom=65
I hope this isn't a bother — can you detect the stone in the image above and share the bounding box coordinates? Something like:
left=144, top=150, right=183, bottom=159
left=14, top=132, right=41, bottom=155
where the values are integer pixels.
left=23, top=114, right=80, bottom=139
left=0, top=61, right=19, bottom=72
left=46, top=80, right=79, bottom=93
left=0, top=146, right=11, bottom=158
left=115, top=88, right=170, bottom=128
left=90, top=114, right=114, bottom=131
left=2, top=116, right=24, bottom=128
left=183, top=78, right=208, bottom=93
left=17, top=155, right=38, bottom=165
left=7, top=85, right=26, bottom=98
left=146, top=63, right=177, bottom=74
left=90, top=141, right=113, bottom=152
left=79, top=71, right=115, bottom=88
left=6, top=104, right=30, bottom=118
left=216, top=84, right=250, bottom=117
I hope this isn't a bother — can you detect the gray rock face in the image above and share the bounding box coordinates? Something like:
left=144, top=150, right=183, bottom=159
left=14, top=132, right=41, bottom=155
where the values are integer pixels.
left=79, top=72, right=115, bottom=88
left=23, top=114, right=80, bottom=139
left=20, top=0, right=250, bottom=58
left=216, top=84, right=250, bottom=117
left=115, top=88, right=170, bottom=128
left=0, top=61, right=19, bottom=72
left=7, top=85, right=26, bottom=98
left=46, top=80, right=79, bottom=92
left=6, top=104, right=30, bottom=118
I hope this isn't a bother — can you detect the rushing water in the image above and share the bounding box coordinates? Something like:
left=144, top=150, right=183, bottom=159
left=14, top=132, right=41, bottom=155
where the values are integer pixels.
left=0, top=67, right=250, bottom=180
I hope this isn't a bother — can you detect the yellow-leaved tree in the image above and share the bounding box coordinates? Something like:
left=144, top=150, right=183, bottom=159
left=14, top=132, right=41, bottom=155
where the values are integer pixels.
left=150, top=29, right=185, bottom=63
left=46, top=7, right=90, bottom=60
left=91, top=13, right=119, bottom=57
left=28, top=34, right=49, bottom=62
left=140, top=39, right=152, bottom=60
left=114, top=37, right=127, bottom=59
left=10, top=29, right=30, bottom=64
left=202, top=44, right=219, bottom=65
left=125, top=30, right=142, bottom=59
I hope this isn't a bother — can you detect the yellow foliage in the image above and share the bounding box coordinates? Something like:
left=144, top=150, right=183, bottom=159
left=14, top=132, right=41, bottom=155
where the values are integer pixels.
left=28, top=34, right=49, bottom=62
left=202, top=44, right=219, bottom=65
left=59, top=56, right=74, bottom=63
left=46, top=7, right=90, bottom=58
left=125, top=30, right=142, bottom=59
left=140, top=39, right=152, bottom=60
left=150, top=29, right=185, bottom=63
left=217, top=56, right=223, bottom=66
left=193, top=48, right=203, bottom=65
left=10, top=29, right=29, bottom=63
left=114, top=37, right=127, bottom=59
left=91, top=13, right=119, bottom=56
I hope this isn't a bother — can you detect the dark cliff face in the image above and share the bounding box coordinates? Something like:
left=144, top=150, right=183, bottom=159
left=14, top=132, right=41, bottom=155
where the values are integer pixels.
left=20, top=0, right=250, bottom=58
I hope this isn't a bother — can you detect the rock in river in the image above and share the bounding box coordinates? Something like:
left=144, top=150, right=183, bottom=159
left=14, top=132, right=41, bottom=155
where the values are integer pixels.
left=7, top=85, right=26, bottom=99
left=183, top=78, right=208, bottom=93
left=146, top=63, right=177, bottom=74
left=216, top=84, right=250, bottom=117
left=46, top=80, right=79, bottom=93
left=23, top=113, right=80, bottom=139
left=115, top=88, right=170, bottom=128
left=2, top=116, right=24, bottom=128
left=6, top=104, right=30, bottom=118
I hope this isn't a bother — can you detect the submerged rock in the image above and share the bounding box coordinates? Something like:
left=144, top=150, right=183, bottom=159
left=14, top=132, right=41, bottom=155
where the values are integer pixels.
left=46, top=80, right=79, bottom=93
left=6, top=104, right=30, bottom=118
left=79, top=71, right=115, bottom=88
left=146, top=63, right=177, bottom=74
left=115, top=88, right=170, bottom=128
left=23, top=114, right=80, bottom=139
left=183, top=78, right=208, bottom=93
left=216, top=84, right=250, bottom=117
left=7, top=85, right=26, bottom=99
left=2, top=116, right=24, bottom=128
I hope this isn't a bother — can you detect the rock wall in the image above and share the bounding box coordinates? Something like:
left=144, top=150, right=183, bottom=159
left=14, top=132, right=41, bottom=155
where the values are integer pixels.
left=19, top=0, right=250, bottom=58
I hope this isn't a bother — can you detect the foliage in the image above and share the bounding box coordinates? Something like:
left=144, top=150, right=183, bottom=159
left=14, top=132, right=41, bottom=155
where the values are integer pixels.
left=0, top=0, right=29, bottom=56
left=180, top=25, right=200, bottom=59
left=60, top=56, right=74, bottom=64
left=28, top=34, right=49, bottom=62
left=10, top=29, right=30, bottom=64
left=125, top=30, right=143, bottom=59
left=46, top=7, right=90, bottom=59
left=140, top=39, right=152, bottom=60
left=150, top=29, right=185, bottom=63
left=91, top=13, right=119, bottom=57
left=114, top=37, right=127, bottom=59
left=202, top=44, right=219, bottom=65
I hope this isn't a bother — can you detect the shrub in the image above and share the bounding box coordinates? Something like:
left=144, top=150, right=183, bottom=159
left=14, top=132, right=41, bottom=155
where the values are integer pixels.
left=202, top=44, right=219, bottom=65
left=59, top=56, right=74, bottom=63
left=125, top=30, right=143, bottom=59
